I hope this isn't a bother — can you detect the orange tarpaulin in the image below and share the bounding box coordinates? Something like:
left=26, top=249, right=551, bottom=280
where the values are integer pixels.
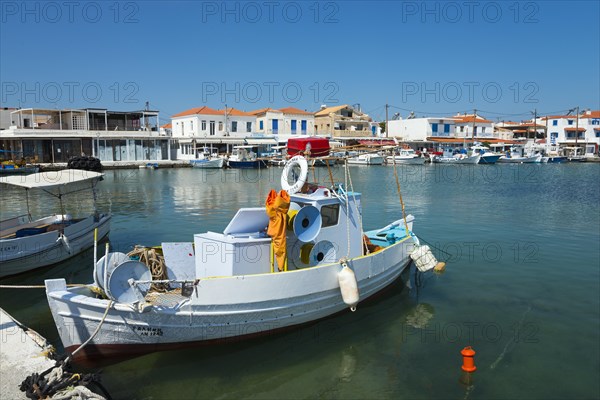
left=266, top=189, right=290, bottom=271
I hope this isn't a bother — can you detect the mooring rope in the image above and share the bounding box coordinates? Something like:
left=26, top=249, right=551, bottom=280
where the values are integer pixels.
left=0, top=284, right=88, bottom=289
left=68, top=299, right=114, bottom=361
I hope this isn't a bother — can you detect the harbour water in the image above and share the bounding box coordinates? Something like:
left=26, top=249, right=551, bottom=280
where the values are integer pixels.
left=1, top=163, right=599, bottom=399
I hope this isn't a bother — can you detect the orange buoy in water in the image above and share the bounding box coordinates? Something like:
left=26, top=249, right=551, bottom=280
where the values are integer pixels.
left=461, top=346, right=477, bottom=372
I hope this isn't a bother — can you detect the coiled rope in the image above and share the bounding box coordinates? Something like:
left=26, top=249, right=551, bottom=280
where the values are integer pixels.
left=127, top=246, right=168, bottom=292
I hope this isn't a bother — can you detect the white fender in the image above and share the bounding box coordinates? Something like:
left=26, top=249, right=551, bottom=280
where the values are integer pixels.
left=281, top=155, right=308, bottom=194
left=59, top=234, right=71, bottom=254
left=338, top=264, right=359, bottom=311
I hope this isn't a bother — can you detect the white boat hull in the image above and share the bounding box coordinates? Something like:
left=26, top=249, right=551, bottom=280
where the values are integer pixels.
left=498, top=155, right=542, bottom=163
left=433, top=154, right=481, bottom=164
left=385, top=156, right=425, bottom=165
left=190, top=158, right=224, bottom=169
left=45, top=235, right=415, bottom=357
left=348, top=155, right=384, bottom=165
left=0, top=214, right=111, bottom=278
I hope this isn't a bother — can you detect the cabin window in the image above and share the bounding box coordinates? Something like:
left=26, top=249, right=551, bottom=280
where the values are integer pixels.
left=321, top=204, right=340, bottom=227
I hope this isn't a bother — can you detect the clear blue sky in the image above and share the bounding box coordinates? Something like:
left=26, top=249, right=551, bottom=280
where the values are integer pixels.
left=1, top=0, right=598, bottom=125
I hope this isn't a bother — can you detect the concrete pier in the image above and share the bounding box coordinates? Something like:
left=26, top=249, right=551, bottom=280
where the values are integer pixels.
left=0, top=308, right=55, bottom=399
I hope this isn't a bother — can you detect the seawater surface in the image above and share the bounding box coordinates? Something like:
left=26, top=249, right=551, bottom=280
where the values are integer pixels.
left=1, top=163, right=599, bottom=399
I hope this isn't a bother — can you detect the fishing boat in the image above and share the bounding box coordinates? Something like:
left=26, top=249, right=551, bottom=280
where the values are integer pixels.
left=432, top=148, right=481, bottom=164
left=470, top=145, right=501, bottom=164
left=386, top=148, right=425, bottom=165
left=44, top=156, right=441, bottom=359
left=190, top=152, right=225, bottom=169
left=0, top=170, right=111, bottom=278
left=348, top=153, right=384, bottom=165
left=497, top=145, right=542, bottom=163
left=227, top=146, right=268, bottom=169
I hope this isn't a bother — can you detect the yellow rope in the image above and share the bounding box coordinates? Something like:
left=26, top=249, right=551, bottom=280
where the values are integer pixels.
left=391, top=151, right=411, bottom=235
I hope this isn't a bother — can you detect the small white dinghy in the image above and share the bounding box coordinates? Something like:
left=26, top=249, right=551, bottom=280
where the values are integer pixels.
left=0, top=169, right=111, bottom=278
left=45, top=156, right=439, bottom=359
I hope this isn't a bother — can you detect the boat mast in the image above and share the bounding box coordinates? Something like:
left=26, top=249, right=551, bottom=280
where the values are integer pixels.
left=471, top=108, right=476, bottom=146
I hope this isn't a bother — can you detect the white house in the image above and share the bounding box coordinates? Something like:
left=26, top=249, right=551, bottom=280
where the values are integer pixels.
left=539, top=110, right=600, bottom=156
left=170, top=106, right=256, bottom=159
left=452, top=113, right=494, bottom=138
left=387, top=117, right=456, bottom=141
left=250, top=107, right=314, bottom=140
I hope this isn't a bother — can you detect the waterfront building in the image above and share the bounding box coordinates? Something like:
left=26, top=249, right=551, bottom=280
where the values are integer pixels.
left=170, top=106, right=256, bottom=159
left=387, top=117, right=457, bottom=141
left=539, top=110, right=600, bottom=157
left=314, top=105, right=374, bottom=137
left=250, top=107, right=314, bottom=139
left=0, top=108, right=172, bottom=163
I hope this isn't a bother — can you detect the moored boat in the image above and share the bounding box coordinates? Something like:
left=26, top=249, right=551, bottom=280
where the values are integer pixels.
left=227, top=146, right=268, bottom=169
left=348, top=153, right=384, bottom=165
left=44, top=156, right=441, bottom=359
left=386, top=148, right=425, bottom=165
left=0, top=170, right=111, bottom=278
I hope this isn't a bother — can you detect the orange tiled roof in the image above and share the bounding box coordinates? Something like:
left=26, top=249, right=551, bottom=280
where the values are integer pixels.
left=172, top=106, right=220, bottom=118
left=248, top=107, right=276, bottom=116
left=279, top=106, right=312, bottom=115
left=161, top=123, right=172, bottom=129
left=220, top=107, right=252, bottom=116
left=452, top=114, right=492, bottom=124
left=581, top=110, right=600, bottom=119
left=564, top=127, right=586, bottom=132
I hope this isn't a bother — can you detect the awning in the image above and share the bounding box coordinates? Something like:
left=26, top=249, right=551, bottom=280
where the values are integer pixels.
left=245, top=138, right=277, bottom=145
left=358, top=139, right=396, bottom=146
left=0, top=169, right=104, bottom=195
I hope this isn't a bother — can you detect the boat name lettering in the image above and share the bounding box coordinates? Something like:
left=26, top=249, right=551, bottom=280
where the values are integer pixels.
left=133, top=326, right=163, bottom=336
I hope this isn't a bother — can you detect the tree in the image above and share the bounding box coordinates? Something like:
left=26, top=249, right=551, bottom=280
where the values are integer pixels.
left=379, top=121, right=386, bottom=134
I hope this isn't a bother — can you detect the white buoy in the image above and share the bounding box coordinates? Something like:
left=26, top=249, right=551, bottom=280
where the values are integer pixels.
left=410, top=245, right=439, bottom=272
left=338, top=263, right=359, bottom=311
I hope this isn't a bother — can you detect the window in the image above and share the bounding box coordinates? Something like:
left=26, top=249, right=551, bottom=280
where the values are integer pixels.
left=246, top=122, right=252, bottom=132
left=595, top=131, right=600, bottom=138
left=460, top=126, right=464, bottom=132
left=218, top=121, right=223, bottom=131
left=231, top=121, right=237, bottom=132
left=431, top=123, right=438, bottom=133
left=553, top=120, right=558, bottom=126
left=201, top=120, right=206, bottom=130
left=592, top=119, right=600, bottom=125
left=567, top=132, right=575, bottom=138
left=259, top=120, right=263, bottom=130
left=321, top=204, right=340, bottom=227
left=444, top=124, right=450, bottom=134
left=568, top=120, right=573, bottom=125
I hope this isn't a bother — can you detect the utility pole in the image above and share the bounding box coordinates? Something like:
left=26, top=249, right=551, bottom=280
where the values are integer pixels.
left=533, top=108, right=537, bottom=140
left=575, top=106, right=579, bottom=147
left=471, top=108, right=477, bottom=143
left=385, top=103, right=389, bottom=138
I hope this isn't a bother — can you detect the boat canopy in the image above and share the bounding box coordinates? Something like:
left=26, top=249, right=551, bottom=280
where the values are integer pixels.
left=0, top=169, right=104, bottom=195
